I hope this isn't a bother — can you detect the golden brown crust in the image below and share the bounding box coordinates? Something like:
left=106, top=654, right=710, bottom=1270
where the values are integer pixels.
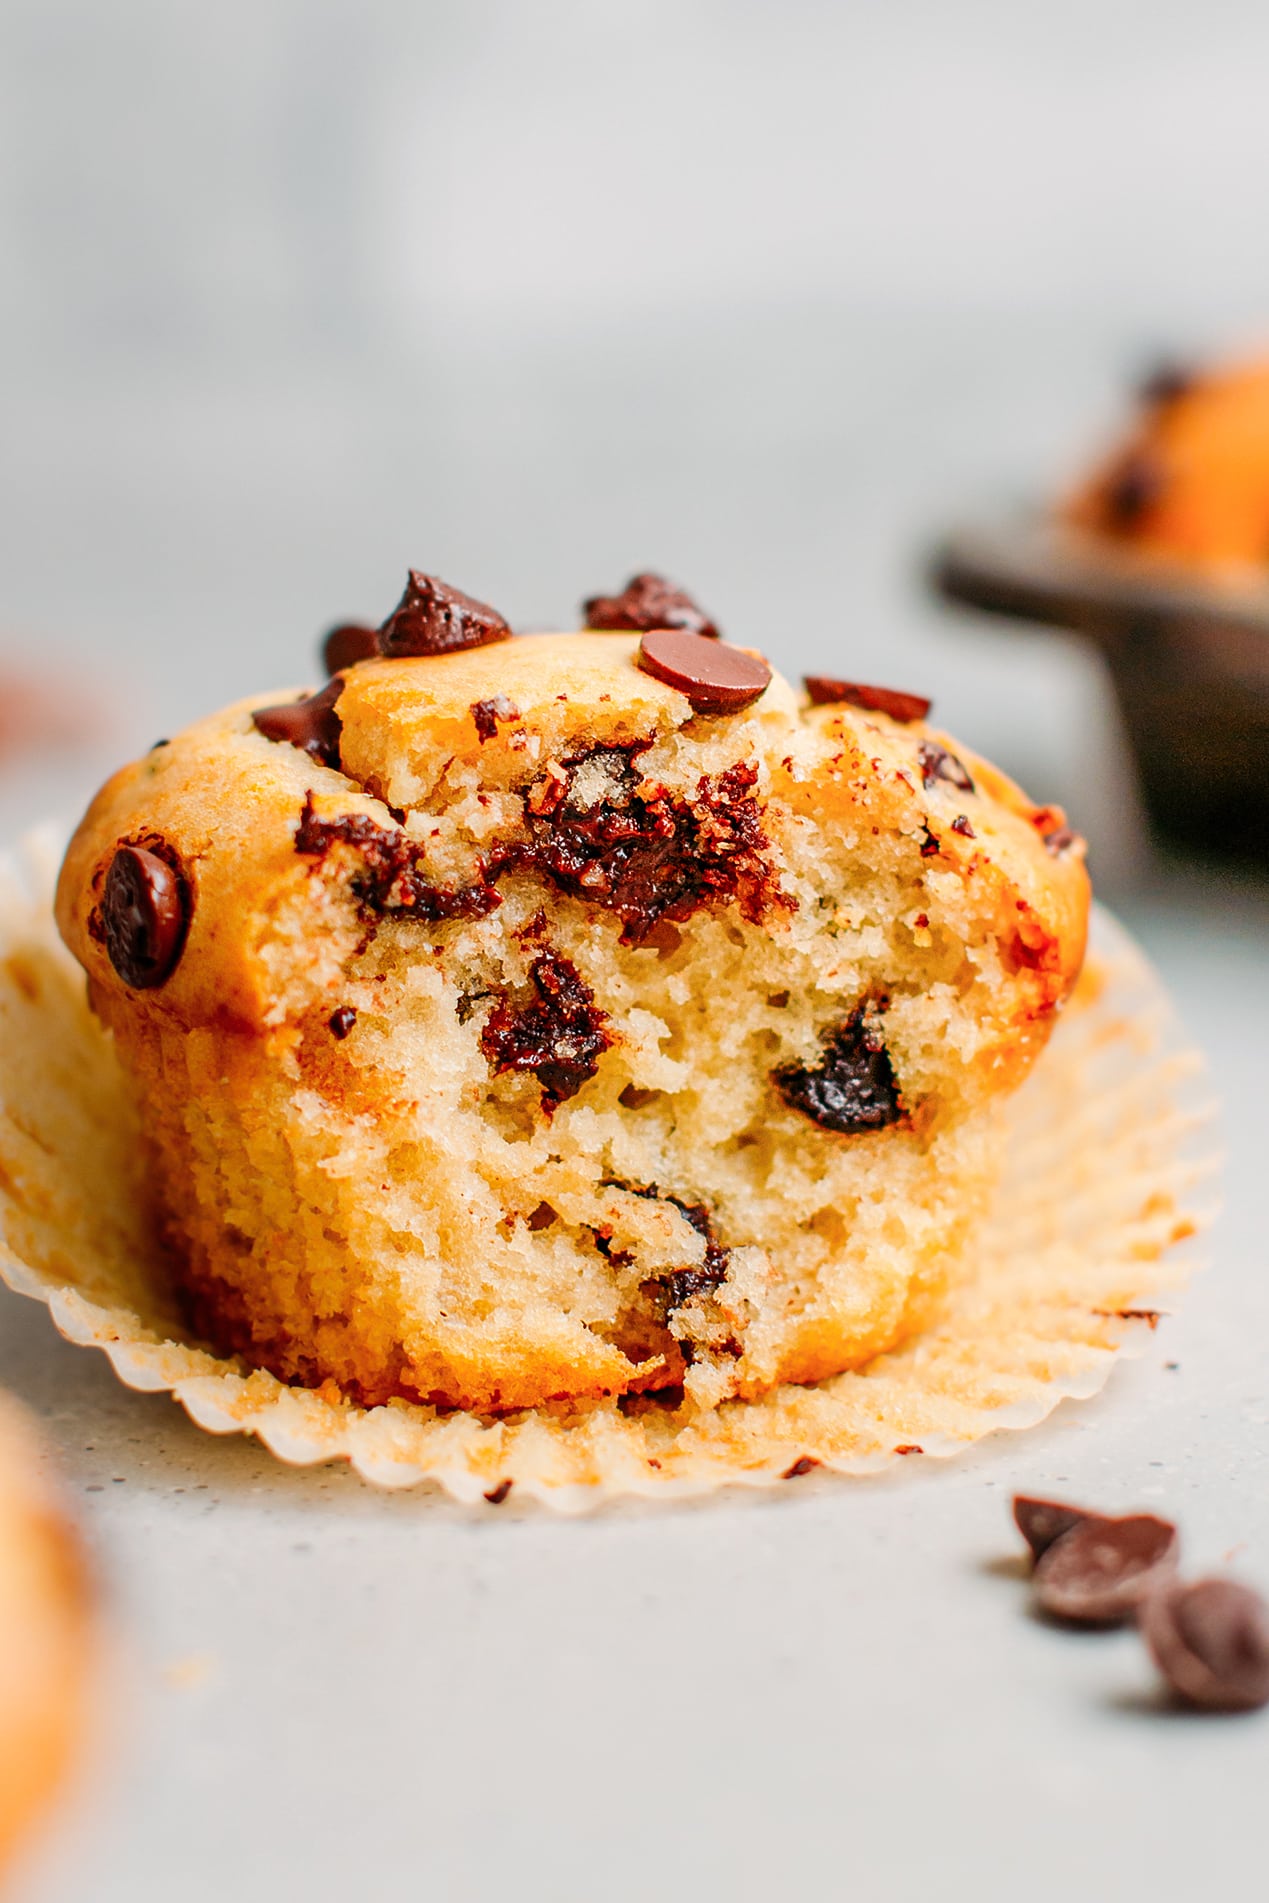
left=55, top=632, right=1089, bottom=1414
left=0, top=1394, right=92, bottom=1874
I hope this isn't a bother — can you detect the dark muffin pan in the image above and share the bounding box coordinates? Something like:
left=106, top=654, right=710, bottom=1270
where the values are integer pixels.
left=930, top=515, right=1269, bottom=863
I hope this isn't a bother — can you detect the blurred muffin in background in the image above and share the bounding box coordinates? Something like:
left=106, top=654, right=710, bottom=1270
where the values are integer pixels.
left=1066, top=352, right=1269, bottom=571
left=0, top=1392, right=93, bottom=1879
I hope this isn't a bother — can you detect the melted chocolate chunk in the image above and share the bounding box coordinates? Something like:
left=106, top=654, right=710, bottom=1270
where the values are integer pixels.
left=1104, top=451, right=1165, bottom=530
left=294, top=796, right=500, bottom=923
left=253, top=678, right=345, bottom=770
left=917, top=739, right=974, bottom=794
left=100, top=842, right=190, bottom=989
left=471, top=694, right=521, bottom=742
left=378, top=571, right=512, bottom=659
left=328, top=1006, right=357, bottom=1040
left=480, top=951, right=611, bottom=1106
left=499, top=749, right=784, bottom=946
left=1032, top=1513, right=1179, bottom=1625
left=774, top=1008, right=903, bottom=1135
left=322, top=622, right=379, bottom=675
left=1013, top=1495, right=1094, bottom=1563
left=1142, top=1577, right=1269, bottom=1713
left=804, top=677, right=931, bottom=723
left=660, top=1196, right=731, bottom=1310
left=583, top=572, right=719, bottom=639
left=637, top=629, right=771, bottom=715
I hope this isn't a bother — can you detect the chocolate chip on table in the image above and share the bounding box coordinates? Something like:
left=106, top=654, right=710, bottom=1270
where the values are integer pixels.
left=584, top=572, right=720, bottom=639
left=101, top=843, right=190, bottom=989
left=917, top=740, right=974, bottom=794
left=774, top=1007, right=903, bottom=1135
left=252, top=678, right=345, bottom=770
left=1032, top=1512, right=1179, bottom=1625
left=322, top=622, right=379, bottom=675
left=377, top=571, right=512, bottom=659
left=804, top=677, right=932, bottom=723
left=1013, top=1495, right=1097, bottom=1562
left=637, top=628, right=771, bottom=715
left=328, top=1006, right=357, bottom=1040
left=1141, top=1577, right=1269, bottom=1713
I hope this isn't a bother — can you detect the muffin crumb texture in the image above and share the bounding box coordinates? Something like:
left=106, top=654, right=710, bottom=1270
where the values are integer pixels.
left=56, top=621, right=1088, bottom=1415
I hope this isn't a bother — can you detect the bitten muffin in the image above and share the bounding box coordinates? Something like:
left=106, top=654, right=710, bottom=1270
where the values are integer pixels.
left=56, top=572, right=1088, bottom=1414
left=0, top=1394, right=92, bottom=1874
left=1065, top=352, right=1269, bottom=568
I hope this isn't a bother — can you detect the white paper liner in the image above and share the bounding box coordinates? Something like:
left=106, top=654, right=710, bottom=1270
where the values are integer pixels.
left=0, top=824, right=1216, bottom=1511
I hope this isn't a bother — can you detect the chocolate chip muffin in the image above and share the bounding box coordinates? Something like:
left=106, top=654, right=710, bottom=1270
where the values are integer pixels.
left=1065, top=352, right=1269, bottom=568
left=0, top=1394, right=91, bottom=1873
left=55, top=572, right=1089, bottom=1414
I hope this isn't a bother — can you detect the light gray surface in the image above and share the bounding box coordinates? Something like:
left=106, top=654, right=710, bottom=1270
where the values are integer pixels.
left=3, top=3, right=1269, bottom=1897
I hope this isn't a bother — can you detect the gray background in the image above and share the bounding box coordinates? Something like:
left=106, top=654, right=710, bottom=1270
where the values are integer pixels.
left=1, top=3, right=1268, bottom=1898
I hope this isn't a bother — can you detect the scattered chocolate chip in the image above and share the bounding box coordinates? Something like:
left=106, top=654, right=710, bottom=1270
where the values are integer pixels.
left=1042, top=824, right=1082, bottom=858
left=322, top=622, right=379, bottom=675
left=637, top=629, right=770, bottom=715
left=774, top=1007, right=903, bottom=1135
left=100, top=843, right=190, bottom=989
left=1032, top=1513, right=1179, bottom=1625
left=1141, top=1577, right=1269, bottom=1712
left=480, top=951, right=612, bottom=1107
left=484, top=1479, right=513, bottom=1506
left=783, top=1456, right=820, bottom=1479
left=1103, top=451, right=1165, bottom=530
left=1013, top=1495, right=1096, bottom=1563
left=150, top=738, right=170, bottom=751
left=471, top=694, right=521, bottom=742
left=252, top=678, right=345, bottom=770
left=525, top=1201, right=558, bottom=1231
left=1136, top=359, right=1195, bottom=410
left=328, top=1006, right=357, bottom=1040
left=917, top=740, right=974, bottom=794
left=658, top=1196, right=731, bottom=1310
left=377, top=571, right=512, bottom=659
left=950, top=814, right=976, bottom=838
left=919, top=825, right=940, bottom=857
left=894, top=1444, right=924, bottom=1456
left=584, top=572, right=719, bottom=639
left=803, top=677, right=932, bottom=723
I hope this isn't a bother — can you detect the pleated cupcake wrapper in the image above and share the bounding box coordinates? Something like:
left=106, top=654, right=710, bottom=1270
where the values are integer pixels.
left=0, top=824, right=1216, bottom=1511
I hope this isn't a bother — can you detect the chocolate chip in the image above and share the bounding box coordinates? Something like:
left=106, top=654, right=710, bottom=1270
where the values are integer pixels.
left=101, top=843, right=190, bottom=989
left=471, top=695, right=521, bottom=742
left=1032, top=1513, right=1179, bottom=1625
left=1136, top=359, right=1195, bottom=410
left=950, top=815, right=975, bottom=838
left=328, top=1006, right=357, bottom=1040
left=637, top=629, right=771, bottom=715
left=1042, top=824, right=1082, bottom=857
left=783, top=1456, right=819, bottom=1479
left=584, top=572, right=719, bottom=639
left=894, top=1444, right=924, bottom=1456
left=917, top=740, right=974, bottom=794
left=774, top=1007, right=903, bottom=1135
left=1104, top=452, right=1164, bottom=529
left=252, top=678, right=344, bottom=770
left=1013, top=1495, right=1096, bottom=1563
left=804, top=677, right=932, bottom=723
left=484, top=1479, right=513, bottom=1506
left=919, top=825, right=940, bottom=857
left=322, top=622, right=379, bottom=675
left=378, top=571, right=512, bottom=659
left=1141, top=1577, right=1269, bottom=1712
